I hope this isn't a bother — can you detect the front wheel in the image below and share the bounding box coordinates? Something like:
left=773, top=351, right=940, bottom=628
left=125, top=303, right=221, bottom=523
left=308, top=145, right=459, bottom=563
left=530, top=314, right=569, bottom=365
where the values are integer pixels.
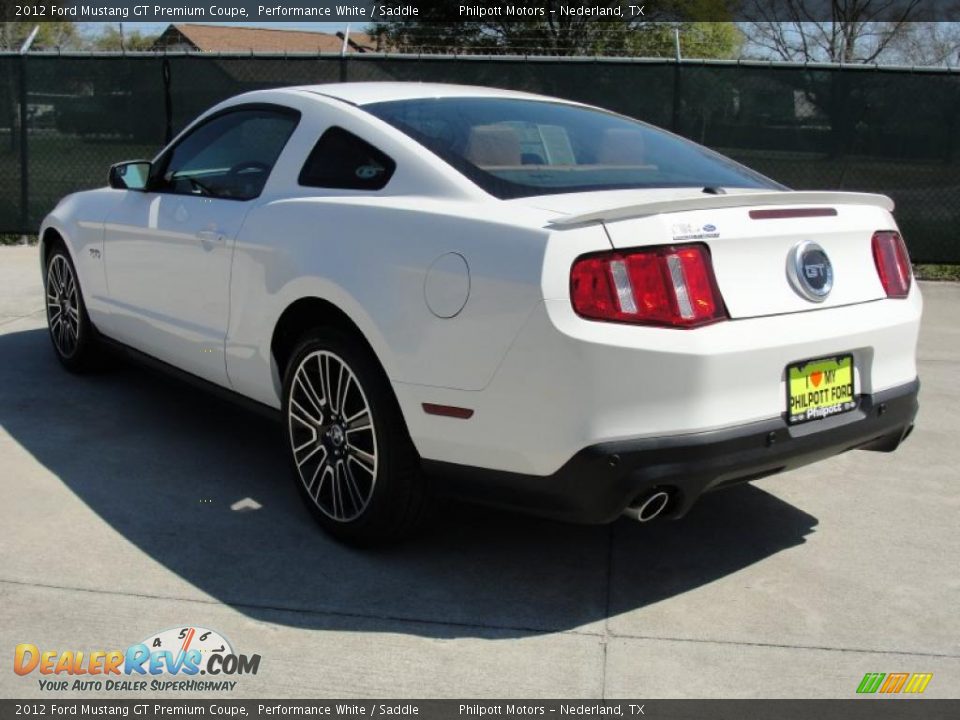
left=45, top=246, right=103, bottom=372
left=282, top=329, right=430, bottom=546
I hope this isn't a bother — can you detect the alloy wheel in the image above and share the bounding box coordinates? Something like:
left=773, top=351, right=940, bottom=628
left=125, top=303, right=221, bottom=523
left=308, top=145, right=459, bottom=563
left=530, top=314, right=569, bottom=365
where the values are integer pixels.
left=287, top=350, right=378, bottom=522
left=46, top=255, right=80, bottom=359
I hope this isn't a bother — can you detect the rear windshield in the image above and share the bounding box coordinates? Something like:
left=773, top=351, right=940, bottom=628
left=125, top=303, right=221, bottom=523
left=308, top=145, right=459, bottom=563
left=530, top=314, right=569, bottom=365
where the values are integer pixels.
left=364, top=97, right=779, bottom=199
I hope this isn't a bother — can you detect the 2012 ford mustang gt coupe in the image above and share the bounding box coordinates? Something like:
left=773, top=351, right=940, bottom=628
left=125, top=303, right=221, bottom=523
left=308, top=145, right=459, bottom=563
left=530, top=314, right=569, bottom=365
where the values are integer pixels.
left=40, top=82, right=921, bottom=545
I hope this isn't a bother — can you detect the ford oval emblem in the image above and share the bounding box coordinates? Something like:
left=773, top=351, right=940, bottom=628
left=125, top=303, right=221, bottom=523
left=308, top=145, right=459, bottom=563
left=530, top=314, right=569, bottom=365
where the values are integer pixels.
left=787, top=241, right=833, bottom=302
left=702, top=224, right=716, bottom=232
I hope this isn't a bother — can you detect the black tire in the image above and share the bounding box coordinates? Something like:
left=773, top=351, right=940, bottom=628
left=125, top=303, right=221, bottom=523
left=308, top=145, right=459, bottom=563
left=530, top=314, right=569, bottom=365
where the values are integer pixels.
left=44, top=243, right=104, bottom=373
left=281, top=327, right=430, bottom=546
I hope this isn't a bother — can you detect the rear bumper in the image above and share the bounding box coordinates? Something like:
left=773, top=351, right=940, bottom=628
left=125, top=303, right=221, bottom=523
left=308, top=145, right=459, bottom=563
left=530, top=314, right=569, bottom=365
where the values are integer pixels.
left=423, top=379, right=919, bottom=524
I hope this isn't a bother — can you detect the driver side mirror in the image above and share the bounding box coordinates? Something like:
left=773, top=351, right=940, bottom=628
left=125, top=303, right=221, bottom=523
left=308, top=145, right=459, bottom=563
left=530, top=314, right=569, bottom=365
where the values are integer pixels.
left=108, top=161, right=152, bottom=191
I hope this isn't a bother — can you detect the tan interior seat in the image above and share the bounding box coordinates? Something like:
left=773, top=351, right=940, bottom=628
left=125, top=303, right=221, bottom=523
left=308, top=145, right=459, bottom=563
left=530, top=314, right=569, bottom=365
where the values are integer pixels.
left=597, top=128, right=647, bottom=165
left=465, top=125, right=522, bottom=167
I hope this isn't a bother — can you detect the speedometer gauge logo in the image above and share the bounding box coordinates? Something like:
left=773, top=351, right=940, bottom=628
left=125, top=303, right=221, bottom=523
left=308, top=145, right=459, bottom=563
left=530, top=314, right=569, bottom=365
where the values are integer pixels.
left=141, top=626, right=233, bottom=659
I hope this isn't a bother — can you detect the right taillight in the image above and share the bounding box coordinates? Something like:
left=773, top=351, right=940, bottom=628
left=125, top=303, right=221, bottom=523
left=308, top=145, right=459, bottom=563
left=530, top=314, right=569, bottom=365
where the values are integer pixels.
left=570, top=243, right=727, bottom=328
left=871, top=230, right=912, bottom=298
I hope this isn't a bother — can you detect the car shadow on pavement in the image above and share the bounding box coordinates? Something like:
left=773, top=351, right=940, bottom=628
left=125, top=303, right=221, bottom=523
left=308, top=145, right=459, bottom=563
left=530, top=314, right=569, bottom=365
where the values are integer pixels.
left=0, top=327, right=819, bottom=639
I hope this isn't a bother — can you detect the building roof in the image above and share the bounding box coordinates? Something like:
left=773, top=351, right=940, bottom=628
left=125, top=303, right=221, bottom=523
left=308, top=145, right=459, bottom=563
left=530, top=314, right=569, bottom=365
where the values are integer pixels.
left=154, top=24, right=378, bottom=54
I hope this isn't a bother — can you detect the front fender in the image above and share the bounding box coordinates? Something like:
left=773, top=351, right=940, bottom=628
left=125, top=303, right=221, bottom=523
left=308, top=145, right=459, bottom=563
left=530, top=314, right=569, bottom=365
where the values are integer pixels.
left=39, top=189, right=123, bottom=316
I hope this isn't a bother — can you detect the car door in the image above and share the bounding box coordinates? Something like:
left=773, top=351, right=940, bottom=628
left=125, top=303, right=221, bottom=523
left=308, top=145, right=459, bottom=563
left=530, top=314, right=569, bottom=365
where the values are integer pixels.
left=101, top=105, right=299, bottom=386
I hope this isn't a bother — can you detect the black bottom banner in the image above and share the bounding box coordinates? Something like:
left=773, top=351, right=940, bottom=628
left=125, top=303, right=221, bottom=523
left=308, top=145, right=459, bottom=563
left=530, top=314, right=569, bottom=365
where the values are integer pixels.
left=1, top=700, right=958, bottom=720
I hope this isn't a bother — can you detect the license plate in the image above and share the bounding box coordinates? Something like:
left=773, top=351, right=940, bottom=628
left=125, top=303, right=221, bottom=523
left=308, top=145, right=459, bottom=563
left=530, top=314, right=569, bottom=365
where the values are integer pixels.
left=786, top=354, right=857, bottom=425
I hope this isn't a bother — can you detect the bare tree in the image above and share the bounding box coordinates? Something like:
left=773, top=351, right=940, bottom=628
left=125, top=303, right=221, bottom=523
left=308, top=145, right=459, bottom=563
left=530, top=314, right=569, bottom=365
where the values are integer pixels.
left=884, top=21, right=960, bottom=66
left=0, top=22, right=80, bottom=51
left=740, top=1, right=939, bottom=161
left=742, top=0, right=924, bottom=64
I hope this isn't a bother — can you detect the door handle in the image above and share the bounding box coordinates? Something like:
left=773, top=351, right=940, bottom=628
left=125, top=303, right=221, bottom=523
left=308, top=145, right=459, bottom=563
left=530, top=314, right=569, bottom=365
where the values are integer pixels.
left=197, top=230, right=223, bottom=243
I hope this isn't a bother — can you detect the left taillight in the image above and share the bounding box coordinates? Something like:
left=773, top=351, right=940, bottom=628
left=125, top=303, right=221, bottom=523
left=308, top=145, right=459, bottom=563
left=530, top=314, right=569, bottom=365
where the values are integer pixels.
left=570, top=243, right=727, bottom=328
left=871, top=230, right=912, bottom=299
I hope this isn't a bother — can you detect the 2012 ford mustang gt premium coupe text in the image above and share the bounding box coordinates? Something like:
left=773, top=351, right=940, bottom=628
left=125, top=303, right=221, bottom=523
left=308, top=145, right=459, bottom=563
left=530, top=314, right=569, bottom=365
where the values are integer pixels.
left=40, top=83, right=921, bottom=545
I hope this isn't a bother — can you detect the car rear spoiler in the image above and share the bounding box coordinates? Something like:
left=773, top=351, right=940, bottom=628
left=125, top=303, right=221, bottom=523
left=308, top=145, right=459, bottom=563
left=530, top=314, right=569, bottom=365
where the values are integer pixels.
left=547, top=191, right=895, bottom=227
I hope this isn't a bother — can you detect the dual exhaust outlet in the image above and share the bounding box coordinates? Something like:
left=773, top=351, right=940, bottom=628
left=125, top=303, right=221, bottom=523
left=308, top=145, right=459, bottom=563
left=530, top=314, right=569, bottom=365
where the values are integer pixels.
left=622, top=488, right=675, bottom=523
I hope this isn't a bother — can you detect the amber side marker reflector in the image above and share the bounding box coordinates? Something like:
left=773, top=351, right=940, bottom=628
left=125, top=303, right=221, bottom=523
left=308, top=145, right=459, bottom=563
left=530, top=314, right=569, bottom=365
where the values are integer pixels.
left=422, top=403, right=474, bottom=419
left=749, top=208, right=838, bottom=219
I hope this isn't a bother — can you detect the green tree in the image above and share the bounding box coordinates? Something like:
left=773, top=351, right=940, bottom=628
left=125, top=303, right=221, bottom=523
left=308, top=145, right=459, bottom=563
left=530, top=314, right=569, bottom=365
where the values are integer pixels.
left=0, top=22, right=81, bottom=51
left=626, top=22, right=743, bottom=59
left=89, top=24, right=160, bottom=52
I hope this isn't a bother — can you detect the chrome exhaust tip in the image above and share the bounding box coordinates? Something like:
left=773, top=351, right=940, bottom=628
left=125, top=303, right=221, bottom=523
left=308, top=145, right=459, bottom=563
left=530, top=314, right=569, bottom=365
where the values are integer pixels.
left=623, top=489, right=672, bottom=523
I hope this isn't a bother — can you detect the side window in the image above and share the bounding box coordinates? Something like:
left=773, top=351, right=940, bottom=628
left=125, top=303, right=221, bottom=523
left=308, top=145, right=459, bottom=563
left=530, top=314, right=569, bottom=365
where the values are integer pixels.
left=298, top=127, right=396, bottom=191
left=154, top=107, right=299, bottom=201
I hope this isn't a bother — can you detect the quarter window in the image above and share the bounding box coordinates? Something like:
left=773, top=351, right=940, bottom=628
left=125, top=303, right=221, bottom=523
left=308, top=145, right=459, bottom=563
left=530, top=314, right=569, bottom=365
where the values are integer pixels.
left=154, top=107, right=299, bottom=201
left=298, top=127, right=395, bottom=191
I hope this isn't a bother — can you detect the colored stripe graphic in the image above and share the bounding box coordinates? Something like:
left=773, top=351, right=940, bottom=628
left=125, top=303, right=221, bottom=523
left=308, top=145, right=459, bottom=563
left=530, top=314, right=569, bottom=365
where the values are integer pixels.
left=904, top=673, right=933, bottom=694
left=880, top=673, right=910, bottom=693
left=857, top=672, right=933, bottom=694
left=857, top=673, right=885, bottom=694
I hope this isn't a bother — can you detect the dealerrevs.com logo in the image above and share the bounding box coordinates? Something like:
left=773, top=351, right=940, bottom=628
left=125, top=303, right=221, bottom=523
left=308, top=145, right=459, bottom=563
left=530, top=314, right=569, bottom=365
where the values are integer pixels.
left=14, top=626, right=261, bottom=693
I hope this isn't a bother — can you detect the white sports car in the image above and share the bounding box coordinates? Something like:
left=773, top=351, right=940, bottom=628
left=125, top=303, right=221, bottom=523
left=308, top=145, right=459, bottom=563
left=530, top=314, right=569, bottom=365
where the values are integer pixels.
left=40, top=82, right=921, bottom=545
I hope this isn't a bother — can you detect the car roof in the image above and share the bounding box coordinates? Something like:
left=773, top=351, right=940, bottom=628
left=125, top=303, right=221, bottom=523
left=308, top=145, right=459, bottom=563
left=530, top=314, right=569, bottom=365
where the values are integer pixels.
left=293, top=81, right=566, bottom=107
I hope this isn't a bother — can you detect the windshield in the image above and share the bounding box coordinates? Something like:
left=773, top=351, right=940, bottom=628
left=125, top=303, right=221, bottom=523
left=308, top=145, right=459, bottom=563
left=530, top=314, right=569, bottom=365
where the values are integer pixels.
left=364, top=97, right=779, bottom=199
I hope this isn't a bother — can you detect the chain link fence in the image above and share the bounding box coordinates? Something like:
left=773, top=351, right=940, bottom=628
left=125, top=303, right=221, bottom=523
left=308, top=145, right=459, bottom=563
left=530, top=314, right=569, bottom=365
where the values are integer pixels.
left=0, top=52, right=957, bottom=262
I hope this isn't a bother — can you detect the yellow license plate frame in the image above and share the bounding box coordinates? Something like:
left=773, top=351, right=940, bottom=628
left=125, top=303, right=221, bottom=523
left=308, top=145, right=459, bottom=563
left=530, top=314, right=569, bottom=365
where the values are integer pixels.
left=786, top=354, right=857, bottom=425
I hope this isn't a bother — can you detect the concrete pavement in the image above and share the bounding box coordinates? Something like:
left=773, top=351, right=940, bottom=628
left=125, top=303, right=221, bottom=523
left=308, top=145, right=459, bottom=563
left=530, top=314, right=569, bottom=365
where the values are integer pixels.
left=0, top=245, right=957, bottom=699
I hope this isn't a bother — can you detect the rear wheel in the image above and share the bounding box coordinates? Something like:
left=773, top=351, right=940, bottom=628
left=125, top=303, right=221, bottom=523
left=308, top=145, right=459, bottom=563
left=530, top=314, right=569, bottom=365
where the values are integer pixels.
left=282, top=328, right=430, bottom=546
left=45, top=245, right=103, bottom=372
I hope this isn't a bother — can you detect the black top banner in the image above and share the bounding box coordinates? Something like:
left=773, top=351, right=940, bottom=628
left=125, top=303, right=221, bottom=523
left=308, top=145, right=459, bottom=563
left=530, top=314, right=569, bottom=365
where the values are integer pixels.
left=1, top=0, right=957, bottom=24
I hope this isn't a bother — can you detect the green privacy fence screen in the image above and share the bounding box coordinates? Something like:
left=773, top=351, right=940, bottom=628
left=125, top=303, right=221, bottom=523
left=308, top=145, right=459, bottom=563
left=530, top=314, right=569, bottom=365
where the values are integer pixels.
left=1, top=52, right=957, bottom=262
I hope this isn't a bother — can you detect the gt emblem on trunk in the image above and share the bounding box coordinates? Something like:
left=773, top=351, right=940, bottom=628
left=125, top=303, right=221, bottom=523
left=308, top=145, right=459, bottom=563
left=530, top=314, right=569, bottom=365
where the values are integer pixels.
left=788, top=241, right=833, bottom=302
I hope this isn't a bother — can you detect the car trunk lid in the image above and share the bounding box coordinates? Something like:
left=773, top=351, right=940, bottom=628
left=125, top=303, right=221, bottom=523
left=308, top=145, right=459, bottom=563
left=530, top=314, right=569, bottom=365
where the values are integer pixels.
left=537, top=190, right=894, bottom=320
